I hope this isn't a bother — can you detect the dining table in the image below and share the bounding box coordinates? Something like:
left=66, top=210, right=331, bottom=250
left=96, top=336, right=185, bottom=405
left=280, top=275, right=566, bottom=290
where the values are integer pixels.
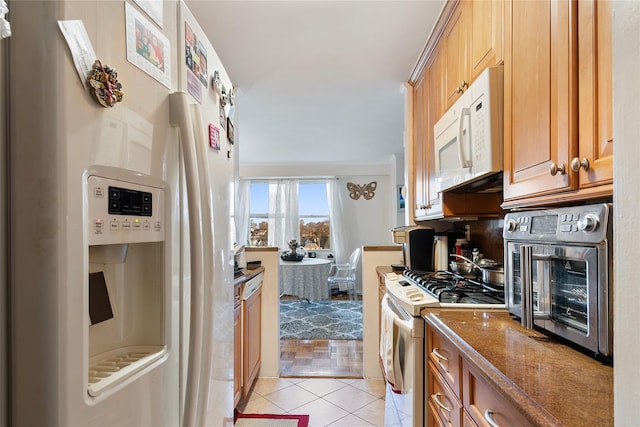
left=279, top=257, right=332, bottom=301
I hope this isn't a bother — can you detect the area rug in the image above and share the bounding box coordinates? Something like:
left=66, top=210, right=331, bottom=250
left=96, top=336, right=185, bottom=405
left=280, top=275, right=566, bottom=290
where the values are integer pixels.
left=280, top=300, right=362, bottom=340
left=235, top=413, right=309, bottom=427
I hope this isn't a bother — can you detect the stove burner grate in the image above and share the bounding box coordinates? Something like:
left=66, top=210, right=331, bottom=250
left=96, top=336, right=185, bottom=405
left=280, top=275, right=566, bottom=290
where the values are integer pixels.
left=402, top=269, right=504, bottom=304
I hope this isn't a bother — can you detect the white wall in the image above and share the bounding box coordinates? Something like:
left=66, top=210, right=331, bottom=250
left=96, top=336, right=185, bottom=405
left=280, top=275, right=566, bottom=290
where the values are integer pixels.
left=613, top=2, right=640, bottom=424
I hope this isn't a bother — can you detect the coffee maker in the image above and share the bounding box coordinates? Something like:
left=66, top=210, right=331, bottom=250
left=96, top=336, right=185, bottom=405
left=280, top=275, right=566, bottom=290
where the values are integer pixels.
left=392, top=226, right=436, bottom=273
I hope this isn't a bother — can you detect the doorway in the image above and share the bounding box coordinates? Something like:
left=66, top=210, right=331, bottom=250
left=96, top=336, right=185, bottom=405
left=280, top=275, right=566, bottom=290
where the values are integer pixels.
left=279, top=292, right=363, bottom=378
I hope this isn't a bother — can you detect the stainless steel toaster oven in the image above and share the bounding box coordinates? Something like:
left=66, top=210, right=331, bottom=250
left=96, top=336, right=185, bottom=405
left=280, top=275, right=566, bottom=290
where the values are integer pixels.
left=503, top=203, right=613, bottom=359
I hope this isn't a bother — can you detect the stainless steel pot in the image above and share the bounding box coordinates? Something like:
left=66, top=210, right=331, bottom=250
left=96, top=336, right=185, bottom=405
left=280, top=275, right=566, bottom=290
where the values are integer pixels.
left=481, top=266, right=504, bottom=286
left=450, top=260, right=475, bottom=275
left=450, top=254, right=504, bottom=286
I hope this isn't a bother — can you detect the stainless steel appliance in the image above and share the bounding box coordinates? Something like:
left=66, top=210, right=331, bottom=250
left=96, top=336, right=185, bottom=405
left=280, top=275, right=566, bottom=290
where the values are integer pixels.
left=392, top=226, right=436, bottom=273
left=503, top=203, right=613, bottom=358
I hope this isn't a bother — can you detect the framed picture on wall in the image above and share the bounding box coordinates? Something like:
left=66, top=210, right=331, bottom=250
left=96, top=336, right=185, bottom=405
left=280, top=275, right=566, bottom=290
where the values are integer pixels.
left=398, top=185, right=405, bottom=211
left=227, top=118, right=234, bottom=143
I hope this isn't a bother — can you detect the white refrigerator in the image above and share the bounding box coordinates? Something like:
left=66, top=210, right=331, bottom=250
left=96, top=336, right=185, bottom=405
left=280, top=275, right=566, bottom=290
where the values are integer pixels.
left=7, top=1, right=236, bottom=425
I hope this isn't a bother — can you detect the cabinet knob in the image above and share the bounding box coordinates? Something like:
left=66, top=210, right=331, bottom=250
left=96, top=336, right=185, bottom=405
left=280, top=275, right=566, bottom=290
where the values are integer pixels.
left=461, top=80, right=469, bottom=90
left=570, top=157, right=590, bottom=172
left=549, top=162, right=566, bottom=176
left=455, top=86, right=463, bottom=94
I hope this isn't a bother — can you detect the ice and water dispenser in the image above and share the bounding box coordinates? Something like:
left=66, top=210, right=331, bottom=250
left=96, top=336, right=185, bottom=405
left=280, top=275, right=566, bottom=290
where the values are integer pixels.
left=86, top=168, right=169, bottom=397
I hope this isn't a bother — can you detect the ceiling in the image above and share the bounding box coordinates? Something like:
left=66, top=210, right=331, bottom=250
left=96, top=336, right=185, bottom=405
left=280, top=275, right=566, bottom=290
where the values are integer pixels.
left=186, top=0, right=445, bottom=167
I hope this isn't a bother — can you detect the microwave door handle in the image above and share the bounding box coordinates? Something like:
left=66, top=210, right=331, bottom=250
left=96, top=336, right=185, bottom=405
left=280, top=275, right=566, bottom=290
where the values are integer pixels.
left=520, top=245, right=534, bottom=329
left=457, top=107, right=472, bottom=168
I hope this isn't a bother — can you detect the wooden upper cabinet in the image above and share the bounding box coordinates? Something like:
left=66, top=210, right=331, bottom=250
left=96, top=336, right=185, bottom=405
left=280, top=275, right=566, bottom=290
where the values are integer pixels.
left=503, top=0, right=613, bottom=207
left=444, top=1, right=471, bottom=108
left=444, top=0, right=504, bottom=109
left=470, top=0, right=504, bottom=80
left=412, top=70, right=428, bottom=219
left=503, top=0, right=578, bottom=203
left=425, top=42, right=446, bottom=216
left=577, top=0, right=613, bottom=189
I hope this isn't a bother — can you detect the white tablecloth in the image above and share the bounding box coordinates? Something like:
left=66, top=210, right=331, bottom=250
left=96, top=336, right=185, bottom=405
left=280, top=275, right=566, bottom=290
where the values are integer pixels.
left=279, top=258, right=332, bottom=301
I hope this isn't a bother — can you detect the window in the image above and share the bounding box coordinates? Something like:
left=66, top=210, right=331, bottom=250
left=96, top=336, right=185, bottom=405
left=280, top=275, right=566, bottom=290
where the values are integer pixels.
left=248, top=180, right=331, bottom=249
left=248, top=182, right=269, bottom=246
left=299, top=182, right=330, bottom=249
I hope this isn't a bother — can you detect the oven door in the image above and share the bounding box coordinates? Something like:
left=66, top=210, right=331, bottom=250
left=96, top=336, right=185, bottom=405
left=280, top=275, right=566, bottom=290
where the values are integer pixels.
left=506, top=242, right=602, bottom=354
left=380, top=295, right=424, bottom=427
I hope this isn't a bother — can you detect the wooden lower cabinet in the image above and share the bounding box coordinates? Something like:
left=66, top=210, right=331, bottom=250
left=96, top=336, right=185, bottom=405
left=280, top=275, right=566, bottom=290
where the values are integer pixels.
left=233, top=301, right=242, bottom=407
left=463, top=361, right=533, bottom=427
left=427, top=360, right=462, bottom=427
left=426, top=324, right=533, bottom=427
left=462, top=409, right=478, bottom=427
left=242, top=286, right=262, bottom=397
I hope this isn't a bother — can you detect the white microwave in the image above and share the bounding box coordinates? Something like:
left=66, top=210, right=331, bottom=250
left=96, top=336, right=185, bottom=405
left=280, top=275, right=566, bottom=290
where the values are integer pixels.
left=433, top=66, right=504, bottom=192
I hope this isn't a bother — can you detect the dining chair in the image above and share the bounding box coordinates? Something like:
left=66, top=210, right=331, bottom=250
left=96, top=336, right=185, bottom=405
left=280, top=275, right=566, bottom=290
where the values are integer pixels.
left=327, top=248, right=361, bottom=300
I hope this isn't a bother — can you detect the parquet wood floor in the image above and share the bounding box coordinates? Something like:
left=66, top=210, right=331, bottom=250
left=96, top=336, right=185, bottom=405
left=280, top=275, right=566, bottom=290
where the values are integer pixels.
left=279, top=292, right=363, bottom=378
left=279, top=339, right=363, bottom=378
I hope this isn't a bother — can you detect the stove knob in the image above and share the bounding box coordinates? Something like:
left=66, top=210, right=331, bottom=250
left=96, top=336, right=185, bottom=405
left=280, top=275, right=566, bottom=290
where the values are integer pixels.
left=577, top=214, right=599, bottom=232
left=505, top=219, right=519, bottom=232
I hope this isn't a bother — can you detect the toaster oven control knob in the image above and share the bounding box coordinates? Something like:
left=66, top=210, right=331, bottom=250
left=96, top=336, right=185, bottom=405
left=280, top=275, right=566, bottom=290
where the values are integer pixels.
left=577, top=214, right=599, bottom=232
left=506, top=219, right=519, bottom=232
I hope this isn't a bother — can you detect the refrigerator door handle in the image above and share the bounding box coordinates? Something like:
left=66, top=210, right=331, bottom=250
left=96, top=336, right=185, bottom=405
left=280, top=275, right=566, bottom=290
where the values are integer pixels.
left=189, top=101, right=217, bottom=422
left=169, top=92, right=206, bottom=427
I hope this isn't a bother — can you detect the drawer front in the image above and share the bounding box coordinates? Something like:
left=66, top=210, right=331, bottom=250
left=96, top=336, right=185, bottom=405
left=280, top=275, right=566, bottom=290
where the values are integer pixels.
left=463, top=361, right=533, bottom=427
left=427, top=400, right=447, bottom=427
left=427, top=325, right=462, bottom=398
left=427, top=360, right=462, bottom=427
left=463, top=409, right=478, bottom=427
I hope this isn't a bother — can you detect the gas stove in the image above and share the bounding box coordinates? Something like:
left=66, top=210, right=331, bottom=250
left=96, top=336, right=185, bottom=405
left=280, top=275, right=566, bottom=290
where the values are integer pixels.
left=402, top=270, right=505, bottom=305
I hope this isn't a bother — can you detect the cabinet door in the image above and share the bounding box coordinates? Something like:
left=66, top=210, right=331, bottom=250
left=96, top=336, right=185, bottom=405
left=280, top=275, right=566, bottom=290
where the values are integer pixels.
left=471, top=0, right=504, bottom=80
left=242, top=287, right=262, bottom=397
left=425, top=42, right=446, bottom=217
left=503, top=0, right=578, bottom=202
left=444, top=1, right=471, bottom=108
left=577, top=0, right=613, bottom=189
left=233, top=306, right=242, bottom=407
left=413, top=69, right=429, bottom=219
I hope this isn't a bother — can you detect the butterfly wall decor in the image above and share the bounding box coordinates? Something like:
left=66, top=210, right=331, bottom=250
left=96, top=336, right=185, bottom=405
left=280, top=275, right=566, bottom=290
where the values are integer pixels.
left=347, top=181, right=377, bottom=200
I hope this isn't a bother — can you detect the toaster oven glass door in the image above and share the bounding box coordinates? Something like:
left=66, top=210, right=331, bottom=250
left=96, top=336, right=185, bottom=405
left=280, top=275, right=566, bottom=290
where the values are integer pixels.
left=507, top=242, right=600, bottom=353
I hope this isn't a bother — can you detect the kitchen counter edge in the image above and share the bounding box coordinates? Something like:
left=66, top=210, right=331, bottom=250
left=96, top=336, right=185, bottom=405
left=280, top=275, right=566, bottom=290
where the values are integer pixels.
left=234, top=266, right=265, bottom=286
left=423, top=310, right=613, bottom=427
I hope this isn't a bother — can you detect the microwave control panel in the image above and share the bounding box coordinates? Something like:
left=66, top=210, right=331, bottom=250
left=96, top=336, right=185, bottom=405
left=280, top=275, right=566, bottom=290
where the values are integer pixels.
left=503, top=203, right=611, bottom=244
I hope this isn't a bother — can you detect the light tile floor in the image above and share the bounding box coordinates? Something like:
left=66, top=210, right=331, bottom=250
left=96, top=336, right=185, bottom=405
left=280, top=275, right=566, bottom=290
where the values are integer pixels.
left=237, top=377, right=387, bottom=427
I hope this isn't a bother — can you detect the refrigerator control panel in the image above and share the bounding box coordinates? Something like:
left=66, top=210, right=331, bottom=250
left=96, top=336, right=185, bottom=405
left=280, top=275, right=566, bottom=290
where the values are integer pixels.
left=87, top=175, right=165, bottom=245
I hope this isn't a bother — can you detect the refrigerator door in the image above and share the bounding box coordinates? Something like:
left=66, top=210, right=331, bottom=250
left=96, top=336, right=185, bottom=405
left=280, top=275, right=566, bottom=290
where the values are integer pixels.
left=9, top=1, right=181, bottom=426
left=177, top=3, right=236, bottom=426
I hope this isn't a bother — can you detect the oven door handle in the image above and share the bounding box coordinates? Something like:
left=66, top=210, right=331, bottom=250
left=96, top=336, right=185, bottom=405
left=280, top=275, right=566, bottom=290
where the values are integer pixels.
left=384, top=295, right=414, bottom=334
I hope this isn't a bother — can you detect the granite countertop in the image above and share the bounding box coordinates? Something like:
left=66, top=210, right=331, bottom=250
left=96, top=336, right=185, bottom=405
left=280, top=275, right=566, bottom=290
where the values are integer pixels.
left=424, top=309, right=613, bottom=426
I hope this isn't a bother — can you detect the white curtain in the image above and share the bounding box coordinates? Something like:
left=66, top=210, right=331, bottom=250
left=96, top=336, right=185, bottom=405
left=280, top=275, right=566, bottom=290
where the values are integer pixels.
left=327, top=178, right=348, bottom=264
left=268, top=180, right=299, bottom=250
left=235, top=179, right=251, bottom=246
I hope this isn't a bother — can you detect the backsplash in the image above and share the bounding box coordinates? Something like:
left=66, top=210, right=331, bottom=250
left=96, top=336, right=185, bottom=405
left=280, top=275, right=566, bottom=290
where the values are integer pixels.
left=457, top=219, right=505, bottom=263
